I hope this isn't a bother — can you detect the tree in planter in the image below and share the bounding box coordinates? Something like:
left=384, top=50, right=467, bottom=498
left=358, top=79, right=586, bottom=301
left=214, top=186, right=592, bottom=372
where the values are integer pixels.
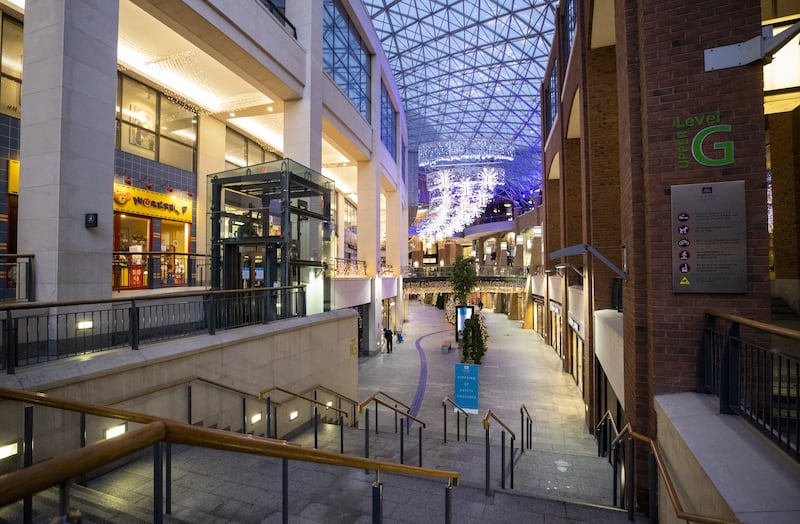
left=461, top=315, right=487, bottom=364
left=448, top=256, right=478, bottom=307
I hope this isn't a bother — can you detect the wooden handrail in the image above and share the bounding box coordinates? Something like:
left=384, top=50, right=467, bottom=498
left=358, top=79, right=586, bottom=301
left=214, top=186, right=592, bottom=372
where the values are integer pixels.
left=613, top=423, right=740, bottom=524
left=310, top=385, right=358, bottom=408
left=442, top=397, right=470, bottom=418
left=0, top=387, right=459, bottom=508
left=0, top=422, right=168, bottom=506
left=106, top=376, right=260, bottom=406
left=0, top=386, right=170, bottom=426
left=0, top=417, right=460, bottom=508
left=520, top=403, right=532, bottom=421
left=358, top=395, right=427, bottom=427
left=371, top=390, right=411, bottom=411
left=259, top=386, right=348, bottom=417
left=482, top=409, right=516, bottom=439
left=705, top=308, right=800, bottom=342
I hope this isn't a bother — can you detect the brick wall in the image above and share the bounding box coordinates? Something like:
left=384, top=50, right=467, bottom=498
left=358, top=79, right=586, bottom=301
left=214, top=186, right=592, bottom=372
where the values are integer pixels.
left=617, top=0, right=769, bottom=437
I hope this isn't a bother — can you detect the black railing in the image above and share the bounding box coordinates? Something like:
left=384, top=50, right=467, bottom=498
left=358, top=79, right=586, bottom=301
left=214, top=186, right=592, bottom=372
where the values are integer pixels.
left=256, top=0, right=297, bottom=39
left=113, top=251, right=209, bottom=291
left=1, top=286, right=306, bottom=374
left=701, top=309, right=800, bottom=462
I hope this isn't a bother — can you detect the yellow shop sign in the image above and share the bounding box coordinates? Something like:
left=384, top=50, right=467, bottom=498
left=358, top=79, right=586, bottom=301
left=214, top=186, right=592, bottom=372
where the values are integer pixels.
left=113, top=184, right=193, bottom=223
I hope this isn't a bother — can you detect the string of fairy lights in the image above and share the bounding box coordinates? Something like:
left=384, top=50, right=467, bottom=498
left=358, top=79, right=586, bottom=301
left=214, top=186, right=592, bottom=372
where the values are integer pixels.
left=415, top=138, right=514, bottom=246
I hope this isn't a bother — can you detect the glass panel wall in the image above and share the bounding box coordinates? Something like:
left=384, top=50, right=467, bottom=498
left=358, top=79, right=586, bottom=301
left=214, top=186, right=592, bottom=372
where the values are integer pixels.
left=322, top=0, right=371, bottom=122
left=116, top=74, right=197, bottom=171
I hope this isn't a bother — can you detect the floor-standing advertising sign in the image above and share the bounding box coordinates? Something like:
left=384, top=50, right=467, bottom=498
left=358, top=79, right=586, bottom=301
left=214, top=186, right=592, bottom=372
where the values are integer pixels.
left=454, top=363, right=479, bottom=414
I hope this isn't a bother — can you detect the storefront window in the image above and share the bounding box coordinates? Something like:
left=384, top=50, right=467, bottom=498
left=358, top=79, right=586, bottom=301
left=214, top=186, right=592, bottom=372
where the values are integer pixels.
left=116, top=214, right=151, bottom=288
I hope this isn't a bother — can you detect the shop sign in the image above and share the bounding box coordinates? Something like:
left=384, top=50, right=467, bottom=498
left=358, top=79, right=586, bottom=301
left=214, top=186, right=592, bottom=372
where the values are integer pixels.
left=113, top=184, right=193, bottom=223
left=674, top=110, right=734, bottom=169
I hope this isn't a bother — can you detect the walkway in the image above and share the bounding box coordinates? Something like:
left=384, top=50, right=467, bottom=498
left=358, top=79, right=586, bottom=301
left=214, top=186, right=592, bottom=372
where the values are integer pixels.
left=358, top=301, right=613, bottom=505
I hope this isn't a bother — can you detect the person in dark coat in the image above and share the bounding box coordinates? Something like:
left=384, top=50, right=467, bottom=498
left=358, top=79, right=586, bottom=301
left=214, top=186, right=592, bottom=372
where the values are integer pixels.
left=383, top=327, right=393, bottom=353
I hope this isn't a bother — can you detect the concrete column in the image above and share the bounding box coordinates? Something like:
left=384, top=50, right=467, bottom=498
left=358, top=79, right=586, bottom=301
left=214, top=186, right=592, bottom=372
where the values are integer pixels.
left=284, top=0, right=322, bottom=170
left=195, top=115, right=227, bottom=255
left=357, top=160, right=380, bottom=277
left=18, top=0, right=119, bottom=302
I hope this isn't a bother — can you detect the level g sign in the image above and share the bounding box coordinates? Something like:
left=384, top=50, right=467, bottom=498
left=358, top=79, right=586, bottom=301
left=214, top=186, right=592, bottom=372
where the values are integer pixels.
left=674, top=110, right=734, bottom=169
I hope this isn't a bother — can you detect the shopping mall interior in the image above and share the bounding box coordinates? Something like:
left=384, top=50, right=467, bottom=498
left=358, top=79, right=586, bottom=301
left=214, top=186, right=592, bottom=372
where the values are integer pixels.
left=1, top=0, right=800, bottom=522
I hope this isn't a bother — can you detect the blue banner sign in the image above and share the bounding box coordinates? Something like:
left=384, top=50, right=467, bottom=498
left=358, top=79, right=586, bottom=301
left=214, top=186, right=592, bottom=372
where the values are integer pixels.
left=454, top=363, right=479, bottom=414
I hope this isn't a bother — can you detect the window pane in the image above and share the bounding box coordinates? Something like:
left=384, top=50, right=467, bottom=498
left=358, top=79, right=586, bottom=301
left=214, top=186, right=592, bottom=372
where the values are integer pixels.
left=226, top=128, right=247, bottom=167
left=160, top=97, right=196, bottom=146
left=1, top=18, right=23, bottom=80
left=0, top=76, right=20, bottom=117
left=247, top=139, right=263, bottom=165
left=159, top=137, right=194, bottom=171
left=120, top=121, right=156, bottom=160
left=121, top=77, right=157, bottom=132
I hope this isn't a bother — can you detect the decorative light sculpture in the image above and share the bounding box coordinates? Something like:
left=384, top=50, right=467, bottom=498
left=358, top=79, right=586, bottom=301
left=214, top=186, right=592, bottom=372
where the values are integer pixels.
left=416, top=139, right=513, bottom=244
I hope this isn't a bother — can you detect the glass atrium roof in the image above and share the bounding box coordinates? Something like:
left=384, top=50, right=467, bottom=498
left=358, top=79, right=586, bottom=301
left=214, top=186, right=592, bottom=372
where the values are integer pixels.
left=365, top=1, right=558, bottom=155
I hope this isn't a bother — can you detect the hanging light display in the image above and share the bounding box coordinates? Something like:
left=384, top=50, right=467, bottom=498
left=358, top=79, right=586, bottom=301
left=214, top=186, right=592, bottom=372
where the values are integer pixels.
left=416, top=139, right=513, bottom=245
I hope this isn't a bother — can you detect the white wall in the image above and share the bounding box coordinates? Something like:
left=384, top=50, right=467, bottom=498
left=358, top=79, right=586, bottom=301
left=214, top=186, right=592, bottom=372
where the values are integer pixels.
left=594, top=309, right=624, bottom=409
left=0, top=310, right=358, bottom=461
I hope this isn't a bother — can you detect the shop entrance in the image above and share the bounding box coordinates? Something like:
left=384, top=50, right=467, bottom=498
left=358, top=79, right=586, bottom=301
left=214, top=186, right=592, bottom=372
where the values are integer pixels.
left=115, top=214, right=151, bottom=288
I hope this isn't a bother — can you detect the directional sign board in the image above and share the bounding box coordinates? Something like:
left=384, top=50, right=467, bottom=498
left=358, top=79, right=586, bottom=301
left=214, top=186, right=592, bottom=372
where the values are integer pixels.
left=671, top=180, right=747, bottom=293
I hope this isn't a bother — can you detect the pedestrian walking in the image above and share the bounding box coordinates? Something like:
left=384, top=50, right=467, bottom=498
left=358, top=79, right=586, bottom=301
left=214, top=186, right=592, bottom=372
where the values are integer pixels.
left=383, top=327, right=393, bottom=353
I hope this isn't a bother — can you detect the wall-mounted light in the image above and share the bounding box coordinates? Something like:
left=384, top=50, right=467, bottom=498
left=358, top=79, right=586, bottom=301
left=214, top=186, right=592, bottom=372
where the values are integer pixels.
left=325, top=401, right=333, bottom=409
left=250, top=412, right=262, bottom=425
left=104, top=422, right=127, bottom=440
left=500, top=241, right=508, bottom=251
left=0, top=441, right=19, bottom=460
left=289, top=410, right=299, bottom=421
left=77, top=320, right=93, bottom=330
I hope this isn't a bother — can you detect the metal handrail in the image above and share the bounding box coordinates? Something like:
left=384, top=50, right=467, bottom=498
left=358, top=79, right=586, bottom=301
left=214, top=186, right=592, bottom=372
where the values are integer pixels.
left=358, top=396, right=426, bottom=427
left=614, top=423, right=740, bottom=524
left=482, top=409, right=516, bottom=439
left=443, top=397, right=469, bottom=418
left=519, top=403, right=533, bottom=452
left=0, top=420, right=460, bottom=509
left=260, top=386, right=349, bottom=418
left=442, top=397, right=469, bottom=443
left=368, top=390, right=411, bottom=412
left=311, top=385, right=358, bottom=408
left=105, top=376, right=260, bottom=406
left=482, top=409, right=516, bottom=495
left=0, top=386, right=459, bottom=514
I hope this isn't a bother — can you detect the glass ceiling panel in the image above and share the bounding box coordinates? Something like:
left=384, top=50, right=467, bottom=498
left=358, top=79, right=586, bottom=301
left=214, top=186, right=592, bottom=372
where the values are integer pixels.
left=365, top=0, right=558, bottom=154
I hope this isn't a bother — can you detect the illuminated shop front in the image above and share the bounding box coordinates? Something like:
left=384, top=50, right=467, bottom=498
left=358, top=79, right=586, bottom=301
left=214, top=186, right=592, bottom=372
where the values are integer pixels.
left=113, top=183, right=193, bottom=289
